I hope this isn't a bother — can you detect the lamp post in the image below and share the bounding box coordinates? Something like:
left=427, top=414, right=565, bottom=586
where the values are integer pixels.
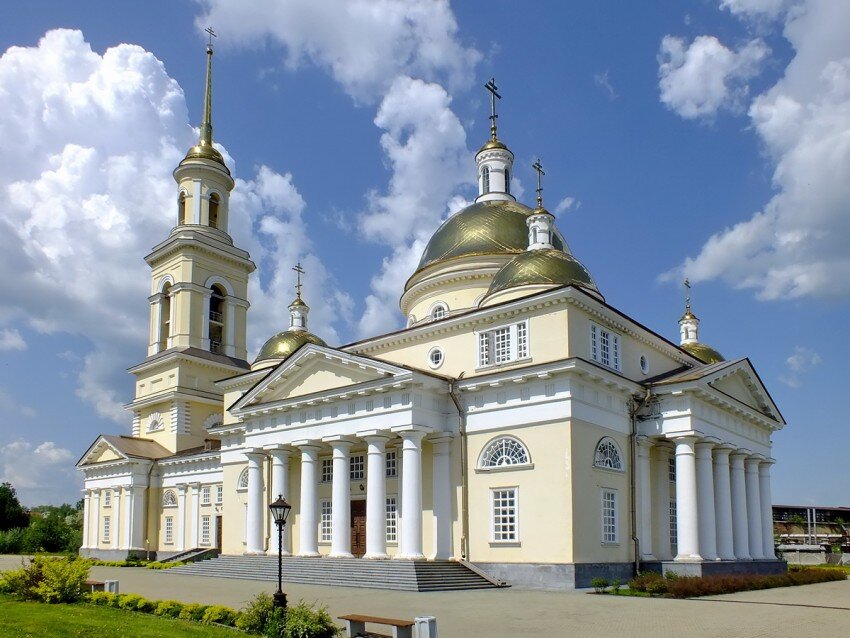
left=268, top=495, right=292, bottom=610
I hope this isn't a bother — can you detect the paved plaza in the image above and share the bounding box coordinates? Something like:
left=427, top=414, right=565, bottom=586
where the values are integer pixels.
left=2, top=556, right=849, bottom=636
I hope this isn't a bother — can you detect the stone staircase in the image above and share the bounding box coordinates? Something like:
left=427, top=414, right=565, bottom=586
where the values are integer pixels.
left=168, top=555, right=502, bottom=591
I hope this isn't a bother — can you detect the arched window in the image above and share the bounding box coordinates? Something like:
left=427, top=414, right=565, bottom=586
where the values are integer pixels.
left=159, top=283, right=171, bottom=351
left=147, top=411, right=164, bottom=433
left=162, top=490, right=177, bottom=507
left=177, top=192, right=187, bottom=225
left=504, top=168, right=510, bottom=194
left=594, top=437, right=624, bottom=471
left=479, top=436, right=531, bottom=469
left=237, top=468, right=249, bottom=491
left=482, top=166, right=490, bottom=194
left=208, top=193, right=220, bottom=229
left=431, top=303, right=447, bottom=321
left=209, top=284, right=225, bottom=353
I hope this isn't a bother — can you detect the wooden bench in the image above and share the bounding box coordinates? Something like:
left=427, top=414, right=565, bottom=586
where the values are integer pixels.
left=338, top=614, right=414, bottom=638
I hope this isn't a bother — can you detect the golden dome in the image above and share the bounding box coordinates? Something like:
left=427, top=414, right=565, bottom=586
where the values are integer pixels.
left=681, top=341, right=725, bottom=364
left=478, top=138, right=509, bottom=153
left=254, top=331, right=326, bottom=365
left=408, top=200, right=567, bottom=288
left=181, top=142, right=229, bottom=172
left=485, top=248, right=600, bottom=300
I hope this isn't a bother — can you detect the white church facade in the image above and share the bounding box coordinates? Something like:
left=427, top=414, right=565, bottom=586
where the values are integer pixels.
left=77, top=50, right=786, bottom=589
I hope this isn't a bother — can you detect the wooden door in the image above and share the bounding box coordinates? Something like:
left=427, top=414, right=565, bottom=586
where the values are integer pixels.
left=351, top=500, right=366, bottom=557
left=215, top=516, right=223, bottom=550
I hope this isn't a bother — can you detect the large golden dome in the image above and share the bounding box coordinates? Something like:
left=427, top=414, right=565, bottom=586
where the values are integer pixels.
left=485, top=248, right=601, bottom=300
left=254, top=331, right=326, bottom=365
left=681, top=341, right=725, bottom=364
left=408, top=201, right=567, bottom=288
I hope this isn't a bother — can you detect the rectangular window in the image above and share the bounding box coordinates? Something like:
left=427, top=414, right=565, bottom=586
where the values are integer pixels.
left=386, top=496, right=398, bottom=543
left=320, top=500, right=332, bottom=542
left=670, top=500, right=678, bottom=552
left=103, top=490, right=111, bottom=507
left=321, top=459, right=333, bottom=483
left=491, top=488, right=518, bottom=542
left=601, top=489, right=618, bottom=544
left=668, top=457, right=677, bottom=482
left=478, top=321, right=530, bottom=367
left=350, top=455, right=365, bottom=480
left=202, top=486, right=211, bottom=505
left=590, top=322, right=621, bottom=371
left=102, top=516, right=111, bottom=543
left=386, top=451, right=397, bottom=478
left=164, top=516, right=173, bottom=544
left=201, top=515, right=211, bottom=545
left=216, top=485, right=223, bottom=504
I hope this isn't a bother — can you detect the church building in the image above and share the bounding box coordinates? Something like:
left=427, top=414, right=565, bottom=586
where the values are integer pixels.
left=77, top=46, right=786, bottom=589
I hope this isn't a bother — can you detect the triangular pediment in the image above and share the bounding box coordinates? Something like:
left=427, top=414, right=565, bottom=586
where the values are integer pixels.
left=232, top=344, right=411, bottom=412
left=77, top=436, right=128, bottom=467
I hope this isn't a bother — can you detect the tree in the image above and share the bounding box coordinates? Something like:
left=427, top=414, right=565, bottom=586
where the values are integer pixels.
left=0, top=482, right=29, bottom=531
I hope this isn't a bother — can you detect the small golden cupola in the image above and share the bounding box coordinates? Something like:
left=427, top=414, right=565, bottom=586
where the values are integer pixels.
left=253, top=264, right=327, bottom=370
left=679, top=279, right=724, bottom=364
left=481, top=159, right=602, bottom=306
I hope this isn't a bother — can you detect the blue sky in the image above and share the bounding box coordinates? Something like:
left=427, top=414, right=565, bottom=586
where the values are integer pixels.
left=0, top=1, right=847, bottom=506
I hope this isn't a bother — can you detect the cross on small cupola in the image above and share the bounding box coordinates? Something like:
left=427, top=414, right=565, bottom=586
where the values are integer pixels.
left=526, top=157, right=556, bottom=251
left=485, top=77, right=501, bottom=141
left=679, top=278, right=700, bottom=344
left=475, top=77, right=515, bottom=203
left=288, top=262, right=310, bottom=332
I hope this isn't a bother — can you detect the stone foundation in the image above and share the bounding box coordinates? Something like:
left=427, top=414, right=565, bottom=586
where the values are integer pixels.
left=473, top=561, right=635, bottom=590
left=640, top=558, right=787, bottom=578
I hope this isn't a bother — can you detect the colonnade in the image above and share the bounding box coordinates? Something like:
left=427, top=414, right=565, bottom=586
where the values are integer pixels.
left=243, top=430, right=453, bottom=560
left=637, top=436, right=775, bottom=562
left=81, top=485, right=146, bottom=551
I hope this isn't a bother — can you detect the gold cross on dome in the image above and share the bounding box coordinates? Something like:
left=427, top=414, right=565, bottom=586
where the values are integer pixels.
left=205, top=26, right=217, bottom=48
left=684, top=278, right=691, bottom=312
left=293, top=262, right=305, bottom=298
left=484, top=77, right=501, bottom=140
left=532, top=158, right=545, bottom=207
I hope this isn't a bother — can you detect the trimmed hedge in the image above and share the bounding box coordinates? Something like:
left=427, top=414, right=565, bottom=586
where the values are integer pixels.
left=628, top=567, right=846, bottom=598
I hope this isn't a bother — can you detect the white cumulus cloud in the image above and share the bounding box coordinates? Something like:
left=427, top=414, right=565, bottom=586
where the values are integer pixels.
left=663, top=1, right=850, bottom=300
left=720, top=0, right=795, bottom=20
left=0, top=439, right=77, bottom=506
left=658, top=35, right=769, bottom=119
left=0, top=29, right=341, bottom=423
left=0, top=328, right=26, bottom=351
left=780, top=346, right=821, bottom=388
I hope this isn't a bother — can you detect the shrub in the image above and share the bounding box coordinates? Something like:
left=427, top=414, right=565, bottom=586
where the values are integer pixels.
left=179, top=603, right=211, bottom=622
left=135, top=597, right=158, bottom=613
left=155, top=599, right=185, bottom=618
left=590, top=577, right=609, bottom=594
left=628, top=571, right=665, bottom=594
left=202, top=604, right=239, bottom=626
left=0, top=555, right=89, bottom=603
left=237, top=592, right=276, bottom=633
left=118, top=593, right=145, bottom=611
left=280, top=602, right=339, bottom=638
left=610, top=578, right=622, bottom=594
left=88, top=591, right=119, bottom=606
left=665, top=568, right=846, bottom=599
left=146, top=560, right=185, bottom=570
left=0, top=528, right=26, bottom=554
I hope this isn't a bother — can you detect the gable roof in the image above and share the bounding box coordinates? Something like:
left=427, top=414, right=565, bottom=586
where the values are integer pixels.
left=645, top=358, right=784, bottom=425
left=77, top=434, right=172, bottom=467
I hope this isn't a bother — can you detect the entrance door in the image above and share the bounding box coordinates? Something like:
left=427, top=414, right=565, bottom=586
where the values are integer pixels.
left=215, top=516, right=223, bottom=550
left=351, top=500, right=366, bottom=557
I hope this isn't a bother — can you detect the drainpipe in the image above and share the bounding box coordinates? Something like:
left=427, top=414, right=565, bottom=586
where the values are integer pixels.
left=628, top=387, right=653, bottom=575
left=448, top=374, right=469, bottom=560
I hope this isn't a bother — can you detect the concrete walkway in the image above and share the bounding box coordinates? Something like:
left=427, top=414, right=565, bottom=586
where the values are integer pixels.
left=2, top=556, right=849, bottom=637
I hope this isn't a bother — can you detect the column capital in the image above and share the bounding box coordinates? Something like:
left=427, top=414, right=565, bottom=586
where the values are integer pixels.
left=322, top=435, right=356, bottom=449
left=759, top=458, right=776, bottom=469
left=292, top=439, right=322, bottom=452
left=176, top=483, right=188, bottom=493
left=730, top=448, right=752, bottom=458
left=396, top=429, right=429, bottom=444
left=636, top=435, right=654, bottom=451
left=427, top=432, right=455, bottom=445
left=265, top=443, right=294, bottom=455
left=357, top=429, right=392, bottom=443
left=747, top=453, right=767, bottom=463
left=244, top=448, right=267, bottom=460
left=713, top=443, right=735, bottom=456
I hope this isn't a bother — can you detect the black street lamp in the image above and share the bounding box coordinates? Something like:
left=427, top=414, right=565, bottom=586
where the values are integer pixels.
left=268, top=494, right=292, bottom=610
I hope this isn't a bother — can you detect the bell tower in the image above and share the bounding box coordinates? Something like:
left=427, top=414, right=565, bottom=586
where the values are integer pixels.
left=127, top=34, right=256, bottom=453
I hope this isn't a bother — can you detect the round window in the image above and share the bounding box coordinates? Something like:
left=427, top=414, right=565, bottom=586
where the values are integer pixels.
left=640, top=355, right=649, bottom=375
left=428, top=346, right=444, bottom=369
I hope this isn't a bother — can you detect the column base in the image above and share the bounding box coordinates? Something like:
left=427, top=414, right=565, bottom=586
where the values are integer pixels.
left=395, top=552, right=425, bottom=560
left=640, top=553, right=657, bottom=561
left=244, top=551, right=267, bottom=556
left=674, top=553, right=703, bottom=562
left=329, top=551, right=354, bottom=558
left=297, top=551, right=321, bottom=557
left=364, top=552, right=390, bottom=560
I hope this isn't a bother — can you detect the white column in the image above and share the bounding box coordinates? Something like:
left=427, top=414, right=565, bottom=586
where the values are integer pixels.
left=176, top=484, right=187, bottom=552
left=636, top=437, right=655, bottom=560
left=152, top=295, right=163, bottom=353
left=695, top=442, right=717, bottom=560
left=329, top=440, right=353, bottom=557
left=673, top=437, right=701, bottom=561
left=745, top=457, right=765, bottom=559
left=431, top=436, right=453, bottom=560
left=224, top=301, right=236, bottom=357
left=201, top=291, right=212, bottom=350
left=189, top=483, right=200, bottom=548
left=730, top=452, right=751, bottom=559
left=364, top=435, right=390, bottom=559
left=92, top=490, right=101, bottom=548
left=245, top=451, right=266, bottom=555
left=759, top=460, right=776, bottom=559
left=113, top=490, right=122, bottom=550
left=121, top=487, right=133, bottom=551
left=268, top=447, right=292, bottom=555
left=81, top=490, right=91, bottom=549
left=297, top=444, right=321, bottom=557
left=398, top=430, right=426, bottom=559
left=652, top=446, right=672, bottom=560
left=713, top=446, right=736, bottom=560
left=128, top=485, right=146, bottom=551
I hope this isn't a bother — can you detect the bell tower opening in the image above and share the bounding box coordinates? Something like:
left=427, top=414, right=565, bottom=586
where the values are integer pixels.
left=209, top=192, right=220, bottom=229
left=159, top=283, right=172, bottom=351
left=209, top=284, right=225, bottom=354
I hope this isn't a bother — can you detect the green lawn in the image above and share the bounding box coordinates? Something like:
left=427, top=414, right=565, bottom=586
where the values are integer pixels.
left=0, top=596, right=241, bottom=637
